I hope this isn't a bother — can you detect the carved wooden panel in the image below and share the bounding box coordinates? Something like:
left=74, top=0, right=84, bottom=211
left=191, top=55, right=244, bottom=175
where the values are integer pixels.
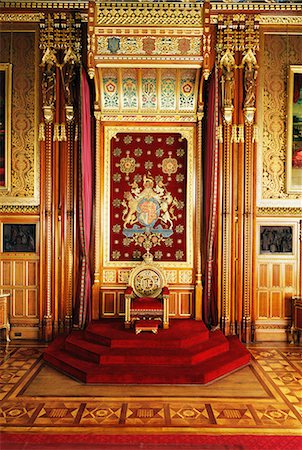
left=256, top=262, right=297, bottom=320
left=100, top=288, right=193, bottom=319
left=258, top=264, right=268, bottom=288
left=179, top=292, right=192, bottom=317
left=258, top=291, right=269, bottom=318
left=0, top=258, right=39, bottom=338
left=101, top=291, right=116, bottom=316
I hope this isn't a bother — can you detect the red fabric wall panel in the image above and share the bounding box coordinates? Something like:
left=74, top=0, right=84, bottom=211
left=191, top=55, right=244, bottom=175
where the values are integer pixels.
left=110, top=132, right=187, bottom=262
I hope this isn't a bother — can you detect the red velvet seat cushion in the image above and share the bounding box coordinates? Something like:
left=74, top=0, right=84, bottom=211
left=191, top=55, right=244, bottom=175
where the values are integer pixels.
left=131, top=297, right=163, bottom=311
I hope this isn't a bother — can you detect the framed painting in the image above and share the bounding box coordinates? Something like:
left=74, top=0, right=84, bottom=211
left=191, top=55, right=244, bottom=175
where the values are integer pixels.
left=286, top=65, right=302, bottom=193
left=259, top=225, right=293, bottom=255
left=2, top=224, right=36, bottom=253
left=0, top=63, right=12, bottom=191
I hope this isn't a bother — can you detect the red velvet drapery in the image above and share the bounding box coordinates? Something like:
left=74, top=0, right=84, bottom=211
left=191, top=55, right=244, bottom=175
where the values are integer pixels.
left=203, top=71, right=219, bottom=328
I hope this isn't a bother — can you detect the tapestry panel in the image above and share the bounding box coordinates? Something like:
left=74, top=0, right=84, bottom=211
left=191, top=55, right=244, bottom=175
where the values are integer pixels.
left=110, top=132, right=187, bottom=262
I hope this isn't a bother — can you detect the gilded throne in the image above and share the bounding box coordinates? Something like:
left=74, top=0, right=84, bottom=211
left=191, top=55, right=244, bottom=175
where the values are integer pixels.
left=124, top=252, right=169, bottom=332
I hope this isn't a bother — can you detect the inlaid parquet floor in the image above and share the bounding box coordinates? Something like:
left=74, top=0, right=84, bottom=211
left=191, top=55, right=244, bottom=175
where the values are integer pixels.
left=0, top=341, right=301, bottom=435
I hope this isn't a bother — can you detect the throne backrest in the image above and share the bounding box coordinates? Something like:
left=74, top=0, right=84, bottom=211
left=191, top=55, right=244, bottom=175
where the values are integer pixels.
left=128, top=256, right=167, bottom=299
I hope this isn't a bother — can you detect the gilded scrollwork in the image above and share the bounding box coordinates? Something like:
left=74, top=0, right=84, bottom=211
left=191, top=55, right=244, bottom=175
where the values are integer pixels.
left=96, top=2, right=203, bottom=28
left=261, top=34, right=302, bottom=201
left=0, top=31, right=39, bottom=206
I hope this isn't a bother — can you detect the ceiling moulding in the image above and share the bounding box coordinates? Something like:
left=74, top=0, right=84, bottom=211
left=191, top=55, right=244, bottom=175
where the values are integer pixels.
left=96, top=1, right=203, bottom=28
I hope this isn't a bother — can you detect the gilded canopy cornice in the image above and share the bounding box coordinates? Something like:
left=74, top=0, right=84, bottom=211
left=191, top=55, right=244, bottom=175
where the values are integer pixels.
left=1, top=1, right=301, bottom=16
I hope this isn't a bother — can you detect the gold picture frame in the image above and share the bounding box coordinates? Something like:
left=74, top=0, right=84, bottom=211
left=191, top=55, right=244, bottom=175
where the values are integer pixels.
left=102, top=125, right=194, bottom=269
left=286, top=65, right=302, bottom=194
left=0, top=63, right=12, bottom=191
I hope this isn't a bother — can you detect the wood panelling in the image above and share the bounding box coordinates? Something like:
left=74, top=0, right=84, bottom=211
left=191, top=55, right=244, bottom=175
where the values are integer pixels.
left=169, top=292, right=177, bottom=316
left=27, top=262, right=37, bottom=286
left=101, top=291, right=116, bottom=316
left=2, top=261, right=11, bottom=285
left=117, top=292, right=125, bottom=315
left=257, top=262, right=296, bottom=320
left=258, top=291, right=269, bottom=318
left=14, top=290, right=24, bottom=316
left=271, top=291, right=282, bottom=318
left=179, top=292, right=192, bottom=317
left=27, top=290, right=37, bottom=316
left=99, top=288, right=194, bottom=319
left=0, top=258, right=39, bottom=339
left=258, top=264, right=268, bottom=288
left=14, top=262, right=25, bottom=286
left=272, top=264, right=281, bottom=287
left=284, top=264, right=294, bottom=288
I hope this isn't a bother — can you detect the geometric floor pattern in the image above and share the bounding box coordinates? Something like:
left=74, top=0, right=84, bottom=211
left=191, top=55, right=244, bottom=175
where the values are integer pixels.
left=0, top=341, right=301, bottom=435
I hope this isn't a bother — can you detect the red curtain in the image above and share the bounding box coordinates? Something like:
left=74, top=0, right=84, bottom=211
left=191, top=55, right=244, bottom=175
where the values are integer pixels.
left=203, top=71, right=219, bottom=328
left=76, top=67, right=93, bottom=328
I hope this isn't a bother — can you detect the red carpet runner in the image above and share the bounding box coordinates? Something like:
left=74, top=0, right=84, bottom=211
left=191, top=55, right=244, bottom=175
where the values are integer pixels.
left=2, top=433, right=299, bottom=450
left=44, top=319, right=250, bottom=384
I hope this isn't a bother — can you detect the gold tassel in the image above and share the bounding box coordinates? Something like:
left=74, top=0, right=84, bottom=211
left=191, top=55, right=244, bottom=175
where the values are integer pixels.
left=60, top=123, right=67, bottom=141
left=238, top=125, right=245, bottom=143
left=74, top=124, right=78, bottom=142
left=231, top=125, right=238, bottom=143
left=53, top=123, right=60, bottom=141
left=252, top=125, right=259, bottom=143
left=217, top=124, right=223, bottom=143
left=38, top=123, right=45, bottom=141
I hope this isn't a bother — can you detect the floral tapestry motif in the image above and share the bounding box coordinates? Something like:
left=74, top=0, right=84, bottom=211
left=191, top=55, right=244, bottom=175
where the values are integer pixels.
left=161, top=71, right=176, bottom=110
left=110, top=132, right=187, bottom=262
left=122, top=71, right=138, bottom=109
left=142, top=70, right=157, bottom=109
left=179, top=71, right=196, bottom=111
left=103, top=69, right=119, bottom=109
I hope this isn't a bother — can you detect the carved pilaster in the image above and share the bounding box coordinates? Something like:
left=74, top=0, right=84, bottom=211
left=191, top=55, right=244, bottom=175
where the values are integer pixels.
left=242, top=122, right=254, bottom=343
left=92, top=110, right=102, bottom=320
left=221, top=123, right=232, bottom=336
left=64, top=118, right=74, bottom=326
left=195, top=111, right=204, bottom=321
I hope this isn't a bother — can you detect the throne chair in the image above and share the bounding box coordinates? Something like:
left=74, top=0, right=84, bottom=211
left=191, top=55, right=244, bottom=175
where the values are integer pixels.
left=124, top=252, right=169, bottom=332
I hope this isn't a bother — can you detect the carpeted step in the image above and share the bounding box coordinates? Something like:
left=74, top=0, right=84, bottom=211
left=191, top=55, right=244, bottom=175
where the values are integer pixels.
left=98, top=330, right=229, bottom=366
left=43, top=320, right=251, bottom=385
left=64, top=329, right=228, bottom=366
left=84, top=319, right=209, bottom=349
left=44, top=336, right=96, bottom=383
left=83, top=336, right=250, bottom=384
left=64, top=332, right=109, bottom=364
left=197, top=336, right=251, bottom=384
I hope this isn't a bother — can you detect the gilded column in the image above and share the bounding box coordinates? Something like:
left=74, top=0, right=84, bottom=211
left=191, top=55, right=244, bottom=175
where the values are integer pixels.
left=195, top=110, right=204, bottom=321
left=63, top=108, right=74, bottom=332
left=92, top=110, right=102, bottom=320
left=220, top=49, right=235, bottom=335
left=242, top=48, right=258, bottom=343
left=61, top=44, right=80, bottom=332
left=40, top=46, right=57, bottom=341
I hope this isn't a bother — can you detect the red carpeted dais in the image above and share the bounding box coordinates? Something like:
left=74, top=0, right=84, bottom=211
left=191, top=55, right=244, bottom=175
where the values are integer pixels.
left=43, top=319, right=250, bottom=384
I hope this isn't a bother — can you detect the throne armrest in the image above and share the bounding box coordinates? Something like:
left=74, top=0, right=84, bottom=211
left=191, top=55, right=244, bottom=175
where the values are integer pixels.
left=162, top=286, right=170, bottom=297
left=124, top=286, right=134, bottom=328
left=125, top=286, right=133, bottom=297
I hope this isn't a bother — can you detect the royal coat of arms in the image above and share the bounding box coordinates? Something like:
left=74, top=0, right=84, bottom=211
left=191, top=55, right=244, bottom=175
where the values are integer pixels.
left=122, top=174, right=177, bottom=249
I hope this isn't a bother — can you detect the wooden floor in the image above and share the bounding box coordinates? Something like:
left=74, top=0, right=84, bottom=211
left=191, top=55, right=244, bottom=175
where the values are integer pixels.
left=0, top=340, right=301, bottom=437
